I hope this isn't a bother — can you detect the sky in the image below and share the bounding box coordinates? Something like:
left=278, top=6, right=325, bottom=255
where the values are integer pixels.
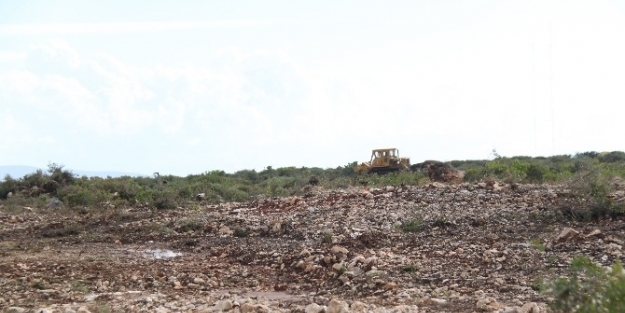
left=1, top=1, right=624, bottom=176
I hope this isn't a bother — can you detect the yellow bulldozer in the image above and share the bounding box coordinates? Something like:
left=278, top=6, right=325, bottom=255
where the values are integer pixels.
left=354, top=148, right=465, bottom=183
left=354, top=148, right=411, bottom=175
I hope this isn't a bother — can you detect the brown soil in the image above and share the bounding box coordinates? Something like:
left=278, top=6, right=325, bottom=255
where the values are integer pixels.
left=0, top=183, right=623, bottom=312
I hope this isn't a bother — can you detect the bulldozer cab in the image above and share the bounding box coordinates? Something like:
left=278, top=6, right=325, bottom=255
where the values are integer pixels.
left=370, top=148, right=399, bottom=167
left=354, top=147, right=411, bottom=174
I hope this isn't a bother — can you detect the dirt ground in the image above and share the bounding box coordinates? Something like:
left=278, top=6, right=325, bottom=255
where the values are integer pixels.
left=1, top=183, right=623, bottom=312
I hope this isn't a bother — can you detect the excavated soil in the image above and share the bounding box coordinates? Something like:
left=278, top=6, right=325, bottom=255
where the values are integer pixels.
left=1, top=183, right=624, bottom=313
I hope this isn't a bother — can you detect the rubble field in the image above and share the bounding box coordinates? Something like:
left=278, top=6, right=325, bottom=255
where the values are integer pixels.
left=1, top=182, right=624, bottom=313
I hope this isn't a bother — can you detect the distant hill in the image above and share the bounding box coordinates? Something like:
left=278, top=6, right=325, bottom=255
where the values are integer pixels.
left=0, top=165, right=147, bottom=181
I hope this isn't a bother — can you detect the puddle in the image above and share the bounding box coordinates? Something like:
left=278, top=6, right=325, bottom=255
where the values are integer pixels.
left=143, top=249, right=182, bottom=259
left=113, top=246, right=183, bottom=260
left=134, top=249, right=182, bottom=259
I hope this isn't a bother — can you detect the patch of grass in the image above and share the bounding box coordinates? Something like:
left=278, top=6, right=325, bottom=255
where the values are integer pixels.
left=321, top=233, right=333, bottom=243
left=70, top=280, right=89, bottom=293
left=233, top=227, right=249, bottom=237
left=401, top=264, right=419, bottom=273
left=531, top=238, right=546, bottom=252
left=547, top=254, right=559, bottom=264
left=31, top=280, right=48, bottom=290
left=176, top=219, right=204, bottom=233
left=562, top=170, right=625, bottom=221
left=530, top=277, right=544, bottom=291
left=400, top=218, right=426, bottom=233
left=542, top=255, right=625, bottom=312
left=96, top=305, right=112, bottom=313
left=40, top=224, right=82, bottom=238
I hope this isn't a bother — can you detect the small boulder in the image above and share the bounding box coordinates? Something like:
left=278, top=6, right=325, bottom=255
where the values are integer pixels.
left=304, top=303, right=326, bottom=313
left=330, top=245, right=349, bottom=255
left=429, top=182, right=446, bottom=189
left=332, top=263, right=345, bottom=273
left=326, top=299, right=349, bottom=313
left=219, top=226, right=233, bottom=236
left=518, top=302, right=540, bottom=313
left=212, top=299, right=233, bottom=311
left=476, top=297, right=503, bottom=312
left=350, top=301, right=370, bottom=313
left=584, top=229, right=603, bottom=238
left=555, top=227, right=579, bottom=243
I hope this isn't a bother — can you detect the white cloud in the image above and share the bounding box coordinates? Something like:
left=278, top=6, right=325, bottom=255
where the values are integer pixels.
left=0, top=70, right=41, bottom=93
left=33, top=40, right=82, bottom=68
left=0, top=51, right=27, bottom=62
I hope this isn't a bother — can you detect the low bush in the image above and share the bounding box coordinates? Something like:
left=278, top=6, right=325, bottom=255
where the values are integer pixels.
left=400, top=218, right=425, bottom=233
left=542, top=255, right=625, bottom=312
left=2, top=151, right=625, bottom=209
left=563, top=170, right=625, bottom=221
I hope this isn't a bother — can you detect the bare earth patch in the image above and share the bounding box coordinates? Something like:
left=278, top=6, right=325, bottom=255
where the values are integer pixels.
left=1, top=183, right=623, bottom=312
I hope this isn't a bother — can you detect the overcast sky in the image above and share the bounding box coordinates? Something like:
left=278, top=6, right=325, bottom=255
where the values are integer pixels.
left=1, top=1, right=624, bottom=176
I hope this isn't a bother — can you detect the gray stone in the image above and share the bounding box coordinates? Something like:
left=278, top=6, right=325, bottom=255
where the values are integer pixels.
left=330, top=245, right=349, bottom=254
left=518, top=302, right=540, bottom=313
left=476, top=297, right=503, bottom=312
left=305, top=303, right=326, bottom=313
left=555, top=228, right=579, bottom=243
left=349, top=301, right=369, bottom=313
left=327, top=299, right=349, bottom=313
left=213, top=299, right=233, bottom=312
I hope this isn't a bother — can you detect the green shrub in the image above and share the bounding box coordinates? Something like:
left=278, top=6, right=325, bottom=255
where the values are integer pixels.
left=0, top=175, right=17, bottom=199
left=57, top=185, right=101, bottom=207
left=321, top=233, right=333, bottom=243
left=176, top=219, right=204, bottom=233
left=233, top=227, right=249, bottom=237
left=543, top=255, right=625, bottom=312
left=308, top=176, right=320, bottom=186
left=31, top=280, right=49, bottom=290
left=47, top=162, right=75, bottom=186
left=400, top=218, right=425, bottom=233
left=152, top=191, right=178, bottom=210
left=463, top=168, right=485, bottom=182
left=530, top=238, right=546, bottom=252
left=526, top=164, right=548, bottom=182
left=401, top=264, right=419, bottom=273
left=565, top=170, right=625, bottom=220
left=598, top=151, right=625, bottom=163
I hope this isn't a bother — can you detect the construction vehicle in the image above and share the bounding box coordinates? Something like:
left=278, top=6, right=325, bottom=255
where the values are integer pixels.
left=354, top=148, right=411, bottom=175
left=354, top=148, right=465, bottom=183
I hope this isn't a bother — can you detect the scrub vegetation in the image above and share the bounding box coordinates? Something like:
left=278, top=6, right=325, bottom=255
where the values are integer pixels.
left=1, top=151, right=625, bottom=214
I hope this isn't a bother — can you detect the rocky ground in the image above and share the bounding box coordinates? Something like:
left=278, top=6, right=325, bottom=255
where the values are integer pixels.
left=1, top=182, right=624, bottom=313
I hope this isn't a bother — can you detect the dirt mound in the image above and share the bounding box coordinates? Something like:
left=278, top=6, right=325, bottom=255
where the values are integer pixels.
left=411, top=160, right=465, bottom=183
